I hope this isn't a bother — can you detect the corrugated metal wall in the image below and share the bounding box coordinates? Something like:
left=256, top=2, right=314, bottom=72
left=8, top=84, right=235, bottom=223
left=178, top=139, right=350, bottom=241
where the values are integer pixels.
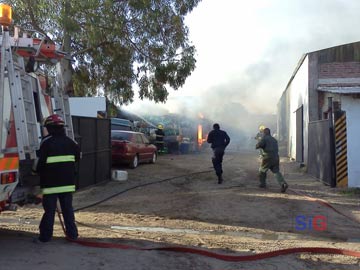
left=318, top=41, right=360, bottom=63
left=72, top=116, right=111, bottom=189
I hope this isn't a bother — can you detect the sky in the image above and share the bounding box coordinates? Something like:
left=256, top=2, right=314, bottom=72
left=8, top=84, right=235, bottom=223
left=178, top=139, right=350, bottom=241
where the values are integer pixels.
left=124, top=0, right=360, bottom=130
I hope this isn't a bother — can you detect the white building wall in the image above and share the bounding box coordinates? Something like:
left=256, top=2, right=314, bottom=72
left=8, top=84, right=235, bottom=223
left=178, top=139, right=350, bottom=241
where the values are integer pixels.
left=69, top=97, right=106, bottom=117
left=341, top=96, right=360, bottom=187
left=288, top=56, right=309, bottom=161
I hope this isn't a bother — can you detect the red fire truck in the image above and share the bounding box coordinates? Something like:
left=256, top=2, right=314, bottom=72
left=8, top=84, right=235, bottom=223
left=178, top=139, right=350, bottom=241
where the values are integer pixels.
left=0, top=4, right=73, bottom=212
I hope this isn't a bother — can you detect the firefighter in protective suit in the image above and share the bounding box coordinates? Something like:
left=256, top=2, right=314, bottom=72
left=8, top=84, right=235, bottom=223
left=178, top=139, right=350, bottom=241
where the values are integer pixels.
left=256, top=128, right=288, bottom=193
left=155, top=124, right=165, bottom=153
left=34, top=114, right=80, bottom=242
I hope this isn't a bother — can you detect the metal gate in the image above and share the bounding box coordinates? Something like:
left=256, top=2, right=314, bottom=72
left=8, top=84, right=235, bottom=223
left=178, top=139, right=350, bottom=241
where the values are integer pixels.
left=72, top=116, right=111, bottom=189
left=334, top=113, right=348, bottom=187
left=295, top=106, right=304, bottom=162
left=308, top=119, right=333, bottom=185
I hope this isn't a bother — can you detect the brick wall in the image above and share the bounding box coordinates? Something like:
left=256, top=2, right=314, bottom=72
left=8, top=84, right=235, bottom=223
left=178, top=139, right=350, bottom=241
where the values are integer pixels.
left=319, top=62, right=360, bottom=78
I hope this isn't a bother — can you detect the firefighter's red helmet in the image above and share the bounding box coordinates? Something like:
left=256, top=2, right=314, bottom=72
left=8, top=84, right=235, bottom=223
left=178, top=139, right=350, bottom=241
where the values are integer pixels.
left=44, top=114, right=65, bottom=127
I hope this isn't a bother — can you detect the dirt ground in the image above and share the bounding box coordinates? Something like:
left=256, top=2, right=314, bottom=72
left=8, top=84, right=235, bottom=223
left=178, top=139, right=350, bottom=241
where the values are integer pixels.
left=1, top=148, right=360, bottom=270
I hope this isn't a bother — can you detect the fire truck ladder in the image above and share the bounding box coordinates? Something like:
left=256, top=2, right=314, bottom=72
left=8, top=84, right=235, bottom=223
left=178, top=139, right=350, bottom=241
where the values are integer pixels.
left=0, top=29, right=38, bottom=160
left=53, top=63, right=74, bottom=140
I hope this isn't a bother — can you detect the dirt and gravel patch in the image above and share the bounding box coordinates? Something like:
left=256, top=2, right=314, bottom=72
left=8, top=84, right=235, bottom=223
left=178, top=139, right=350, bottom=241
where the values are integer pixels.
left=1, top=149, right=360, bottom=269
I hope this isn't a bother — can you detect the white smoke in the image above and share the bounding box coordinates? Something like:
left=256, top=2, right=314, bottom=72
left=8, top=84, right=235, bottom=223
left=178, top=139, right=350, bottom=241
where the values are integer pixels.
left=124, top=0, right=360, bottom=146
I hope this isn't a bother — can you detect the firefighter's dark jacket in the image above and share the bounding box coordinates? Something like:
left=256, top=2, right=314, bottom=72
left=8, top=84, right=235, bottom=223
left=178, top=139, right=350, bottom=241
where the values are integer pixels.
left=207, top=129, right=230, bottom=149
left=256, top=134, right=279, bottom=158
left=155, top=129, right=165, bottom=142
left=36, top=133, right=80, bottom=194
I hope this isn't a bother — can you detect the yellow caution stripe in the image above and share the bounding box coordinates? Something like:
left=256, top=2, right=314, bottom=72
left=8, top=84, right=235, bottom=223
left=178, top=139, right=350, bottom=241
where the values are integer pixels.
left=46, top=155, right=75, bottom=164
left=334, top=113, right=348, bottom=187
left=42, top=185, right=76, bottom=195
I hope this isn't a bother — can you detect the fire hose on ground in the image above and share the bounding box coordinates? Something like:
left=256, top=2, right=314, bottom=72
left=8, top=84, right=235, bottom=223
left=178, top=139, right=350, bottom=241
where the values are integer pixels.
left=54, top=169, right=360, bottom=263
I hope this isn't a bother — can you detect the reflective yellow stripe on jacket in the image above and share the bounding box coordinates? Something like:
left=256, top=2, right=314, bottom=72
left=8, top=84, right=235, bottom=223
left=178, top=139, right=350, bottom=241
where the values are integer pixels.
left=42, top=185, right=76, bottom=195
left=46, top=155, right=75, bottom=164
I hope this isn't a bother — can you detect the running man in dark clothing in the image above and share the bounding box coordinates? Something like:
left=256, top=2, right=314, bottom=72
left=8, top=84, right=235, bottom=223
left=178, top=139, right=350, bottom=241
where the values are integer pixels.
left=207, top=123, right=230, bottom=184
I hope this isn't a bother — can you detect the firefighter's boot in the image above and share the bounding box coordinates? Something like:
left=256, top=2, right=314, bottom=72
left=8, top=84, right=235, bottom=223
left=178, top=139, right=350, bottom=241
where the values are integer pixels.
left=274, top=172, right=288, bottom=193
left=280, top=183, right=289, bottom=193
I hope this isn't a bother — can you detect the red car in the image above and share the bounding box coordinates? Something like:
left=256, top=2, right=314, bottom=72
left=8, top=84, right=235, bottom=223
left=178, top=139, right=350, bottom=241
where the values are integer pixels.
left=111, top=130, right=157, bottom=168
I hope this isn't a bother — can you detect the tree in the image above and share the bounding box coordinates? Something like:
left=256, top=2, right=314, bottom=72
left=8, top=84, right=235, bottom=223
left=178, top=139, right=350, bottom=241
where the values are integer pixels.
left=11, top=0, right=200, bottom=105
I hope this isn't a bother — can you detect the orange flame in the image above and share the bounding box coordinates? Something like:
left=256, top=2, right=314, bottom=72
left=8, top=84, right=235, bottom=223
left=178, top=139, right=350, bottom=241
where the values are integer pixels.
left=198, top=124, right=203, bottom=146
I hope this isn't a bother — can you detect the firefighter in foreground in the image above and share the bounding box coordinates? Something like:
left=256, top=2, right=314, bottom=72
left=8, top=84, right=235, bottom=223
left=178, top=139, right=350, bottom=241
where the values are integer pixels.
left=256, top=128, right=288, bottom=193
left=33, top=115, right=80, bottom=242
left=207, top=123, right=230, bottom=184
